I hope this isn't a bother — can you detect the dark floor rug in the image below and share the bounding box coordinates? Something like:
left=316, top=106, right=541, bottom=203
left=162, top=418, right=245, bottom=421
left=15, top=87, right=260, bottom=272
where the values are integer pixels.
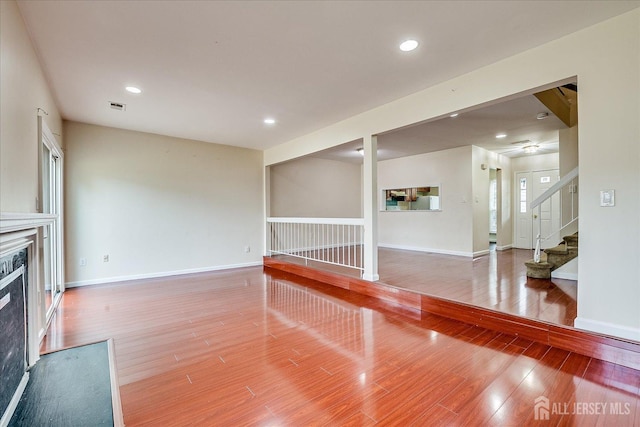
left=9, top=341, right=114, bottom=427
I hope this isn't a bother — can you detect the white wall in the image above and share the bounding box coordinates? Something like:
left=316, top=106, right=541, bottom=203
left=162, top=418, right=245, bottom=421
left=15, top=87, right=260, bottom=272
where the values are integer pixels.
left=64, top=121, right=264, bottom=286
left=559, top=126, right=579, bottom=176
left=264, top=10, right=640, bottom=341
left=378, top=146, right=473, bottom=256
left=269, top=157, right=362, bottom=217
left=1, top=0, right=62, bottom=213
left=511, top=152, right=559, bottom=173
left=559, top=127, right=579, bottom=230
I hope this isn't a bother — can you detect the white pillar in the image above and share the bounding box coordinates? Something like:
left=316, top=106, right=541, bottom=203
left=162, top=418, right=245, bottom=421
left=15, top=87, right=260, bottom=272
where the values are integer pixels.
left=263, top=165, right=271, bottom=256
left=362, top=134, right=379, bottom=281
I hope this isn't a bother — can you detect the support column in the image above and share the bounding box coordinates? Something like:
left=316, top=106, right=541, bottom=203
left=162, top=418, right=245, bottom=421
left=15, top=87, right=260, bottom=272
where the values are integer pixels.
left=362, top=135, right=379, bottom=281
left=263, top=166, right=271, bottom=256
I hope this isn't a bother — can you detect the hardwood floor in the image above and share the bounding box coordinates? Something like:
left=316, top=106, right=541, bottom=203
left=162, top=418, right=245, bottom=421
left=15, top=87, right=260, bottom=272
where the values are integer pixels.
left=275, top=246, right=577, bottom=327
left=42, top=267, right=638, bottom=426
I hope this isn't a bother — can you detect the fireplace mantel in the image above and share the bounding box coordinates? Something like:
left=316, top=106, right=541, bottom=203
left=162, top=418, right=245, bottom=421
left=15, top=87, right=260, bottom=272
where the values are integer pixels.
left=0, top=212, right=56, bottom=235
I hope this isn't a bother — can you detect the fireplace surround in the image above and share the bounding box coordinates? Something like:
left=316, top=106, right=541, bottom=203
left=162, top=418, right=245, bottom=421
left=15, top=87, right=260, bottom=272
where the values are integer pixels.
left=0, top=214, right=55, bottom=426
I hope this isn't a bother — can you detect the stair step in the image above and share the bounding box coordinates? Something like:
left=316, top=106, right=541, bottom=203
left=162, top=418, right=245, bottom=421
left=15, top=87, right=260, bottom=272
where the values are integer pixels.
left=563, top=232, right=579, bottom=247
left=545, top=244, right=569, bottom=255
left=525, top=260, right=552, bottom=279
left=544, top=243, right=578, bottom=269
left=525, top=233, right=577, bottom=278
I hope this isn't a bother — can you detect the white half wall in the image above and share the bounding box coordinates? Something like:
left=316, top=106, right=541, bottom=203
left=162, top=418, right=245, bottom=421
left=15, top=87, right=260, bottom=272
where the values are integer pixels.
left=64, top=121, right=264, bottom=285
left=269, top=157, right=362, bottom=218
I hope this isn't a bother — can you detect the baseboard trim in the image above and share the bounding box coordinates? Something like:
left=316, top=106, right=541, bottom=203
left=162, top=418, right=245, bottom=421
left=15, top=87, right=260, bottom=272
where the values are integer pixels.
left=65, top=261, right=263, bottom=288
left=574, top=317, right=640, bottom=343
left=496, top=244, right=513, bottom=251
left=551, top=271, right=578, bottom=280
left=378, top=243, right=472, bottom=258
left=473, top=249, right=490, bottom=257
left=264, top=256, right=640, bottom=371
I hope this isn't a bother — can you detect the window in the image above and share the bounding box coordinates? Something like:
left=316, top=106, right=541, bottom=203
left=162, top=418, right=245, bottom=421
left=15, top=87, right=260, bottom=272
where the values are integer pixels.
left=519, top=178, right=527, bottom=213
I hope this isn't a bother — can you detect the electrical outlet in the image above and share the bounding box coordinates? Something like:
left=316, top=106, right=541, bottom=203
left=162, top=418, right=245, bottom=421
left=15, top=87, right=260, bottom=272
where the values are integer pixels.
left=80, top=258, right=87, bottom=267
left=244, top=246, right=251, bottom=253
left=103, top=254, right=110, bottom=263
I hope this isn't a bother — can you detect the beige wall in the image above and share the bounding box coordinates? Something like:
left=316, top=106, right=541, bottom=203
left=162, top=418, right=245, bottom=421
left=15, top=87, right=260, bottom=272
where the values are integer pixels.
left=64, top=122, right=264, bottom=286
left=1, top=0, right=62, bottom=213
left=269, top=157, right=362, bottom=218
left=264, top=10, right=640, bottom=340
left=378, top=146, right=474, bottom=255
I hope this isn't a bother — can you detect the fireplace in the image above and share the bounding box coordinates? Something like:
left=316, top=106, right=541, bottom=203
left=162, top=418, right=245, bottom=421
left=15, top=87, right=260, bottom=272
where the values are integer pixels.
left=0, top=218, right=49, bottom=426
left=0, top=247, right=28, bottom=425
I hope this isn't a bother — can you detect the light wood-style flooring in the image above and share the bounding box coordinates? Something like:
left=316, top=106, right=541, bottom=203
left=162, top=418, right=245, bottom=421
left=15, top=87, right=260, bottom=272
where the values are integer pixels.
left=42, top=267, right=636, bottom=426
left=277, top=246, right=577, bottom=326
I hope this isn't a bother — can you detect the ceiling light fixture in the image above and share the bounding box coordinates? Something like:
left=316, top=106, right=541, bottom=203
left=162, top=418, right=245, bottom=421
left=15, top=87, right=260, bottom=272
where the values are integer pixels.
left=536, top=112, right=549, bottom=120
left=399, top=40, right=419, bottom=52
left=496, top=133, right=507, bottom=139
left=125, top=86, right=142, bottom=94
left=264, top=118, right=276, bottom=125
left=450, top=113, right=459, bottom=118
left=523, top=144, right=540, bottom=154
left=357, top=148, right=364, bottom=156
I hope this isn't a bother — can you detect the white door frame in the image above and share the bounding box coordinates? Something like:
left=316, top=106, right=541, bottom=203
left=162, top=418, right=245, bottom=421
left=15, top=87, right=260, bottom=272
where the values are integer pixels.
left=38, top=117, right=64, bottom=328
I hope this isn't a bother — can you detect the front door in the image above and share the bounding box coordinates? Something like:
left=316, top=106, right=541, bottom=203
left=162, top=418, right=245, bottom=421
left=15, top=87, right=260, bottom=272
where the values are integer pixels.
left=515, top=169, right=559, bottom=249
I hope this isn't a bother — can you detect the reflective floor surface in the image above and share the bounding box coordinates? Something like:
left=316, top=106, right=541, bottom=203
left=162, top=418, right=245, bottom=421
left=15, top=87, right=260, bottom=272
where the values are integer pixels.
left=275, top=246, right=577, bottom=327
left=42, top=267, right=634, bottom=426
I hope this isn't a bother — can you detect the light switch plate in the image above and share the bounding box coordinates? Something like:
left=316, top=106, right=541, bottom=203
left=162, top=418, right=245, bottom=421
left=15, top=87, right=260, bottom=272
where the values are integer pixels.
left=600, top=190, right=615, bottom=207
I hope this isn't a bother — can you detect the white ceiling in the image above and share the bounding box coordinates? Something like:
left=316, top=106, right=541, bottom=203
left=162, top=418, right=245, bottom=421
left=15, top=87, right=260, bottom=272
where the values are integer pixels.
left=312, top=93, right=567, bottom=164
left=18, top=1, right=639, bottom=152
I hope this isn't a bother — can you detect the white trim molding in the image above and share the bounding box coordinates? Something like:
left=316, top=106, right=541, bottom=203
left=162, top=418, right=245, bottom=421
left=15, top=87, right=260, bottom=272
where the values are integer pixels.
left=574, top=317, right=640, bottom=343
left=107, top=339, right=125, bottom=427
left=0, top=212, right=56, bottom=234
left=473, top=249, right=490, bottom=258
left=267, top=217, right=364, bottom=226
left=496, top=244, right=512, bottom=251
left=65, top=261, right=263, bottom=288
left=378, top=243, right=472, bottom=258
left=0, top=372, right=29, bottom=427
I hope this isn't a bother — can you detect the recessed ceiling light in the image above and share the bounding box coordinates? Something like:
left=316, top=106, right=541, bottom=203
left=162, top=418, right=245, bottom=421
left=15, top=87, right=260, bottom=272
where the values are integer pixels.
left=399, top=40, right=419, bottom=52
left=357, top=148, right=364, bottom=156
left=264, top=118, right=276, bottom=125
left=496, top=133, right=507, bottom=139
left=125, top=86, right=142, bottom=94
left=536, top=112, right=549, bottom=120
left=450, top=113, right=459, bottom=118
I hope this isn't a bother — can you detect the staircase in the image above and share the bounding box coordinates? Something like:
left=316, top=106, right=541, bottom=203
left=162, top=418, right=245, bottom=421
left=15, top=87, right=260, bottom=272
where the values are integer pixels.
left=524, top=166, right=579, bottom=280
left=525, top=232, right=578, bottom=279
